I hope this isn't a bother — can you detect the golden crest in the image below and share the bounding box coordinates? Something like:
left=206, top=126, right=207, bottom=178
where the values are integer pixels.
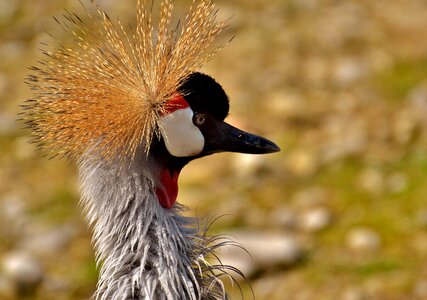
left=23, top=0, right=226, bottom=161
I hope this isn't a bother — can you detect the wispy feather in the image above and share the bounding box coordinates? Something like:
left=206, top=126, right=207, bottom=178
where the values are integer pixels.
left=22, top=0, right=226, bottom=161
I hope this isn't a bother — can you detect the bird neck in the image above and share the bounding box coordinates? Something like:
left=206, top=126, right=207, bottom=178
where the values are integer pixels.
left=150, top=140, right=192, bottom=209
left=155, top=167, right=180, bottom=208
left=77, top=152, right=228, bottom=300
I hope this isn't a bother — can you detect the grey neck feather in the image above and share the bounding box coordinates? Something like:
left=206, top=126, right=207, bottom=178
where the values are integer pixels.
left=77, top=151, right=232, bottom=300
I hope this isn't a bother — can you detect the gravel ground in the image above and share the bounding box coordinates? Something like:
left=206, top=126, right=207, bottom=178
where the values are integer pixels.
left=1, top=1, right=427, bottom=299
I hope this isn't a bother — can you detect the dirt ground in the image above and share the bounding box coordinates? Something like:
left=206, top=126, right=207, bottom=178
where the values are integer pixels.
left=1, top=1, right=427, bottom=299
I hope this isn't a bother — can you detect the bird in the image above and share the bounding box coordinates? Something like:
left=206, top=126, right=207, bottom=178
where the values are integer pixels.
left=22, top=0, right=280, bottom=299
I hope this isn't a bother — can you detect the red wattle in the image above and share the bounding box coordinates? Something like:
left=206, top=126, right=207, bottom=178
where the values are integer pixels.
left=155, top=169, right=180, bottom=208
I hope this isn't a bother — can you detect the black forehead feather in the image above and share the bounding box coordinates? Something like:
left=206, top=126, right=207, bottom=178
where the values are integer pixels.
left=178, top=72, right=229, bottom=121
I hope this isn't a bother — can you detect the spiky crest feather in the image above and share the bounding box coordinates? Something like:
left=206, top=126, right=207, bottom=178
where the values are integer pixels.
left=23, top=0, right=226, bottom=161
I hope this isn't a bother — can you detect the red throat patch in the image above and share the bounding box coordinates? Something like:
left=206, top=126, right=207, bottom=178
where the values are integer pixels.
left=155, top=169, right=180, bottom=208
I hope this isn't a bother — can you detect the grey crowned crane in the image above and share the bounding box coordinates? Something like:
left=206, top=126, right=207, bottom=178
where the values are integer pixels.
left=22, top=0, right=280, bottom=299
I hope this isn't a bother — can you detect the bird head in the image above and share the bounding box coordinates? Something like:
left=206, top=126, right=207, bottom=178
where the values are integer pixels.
left=153, top=72, right=280, bottom=208
left=159, top=72, right=279, bottom=158
left=22, top=1, right=280, bottom=209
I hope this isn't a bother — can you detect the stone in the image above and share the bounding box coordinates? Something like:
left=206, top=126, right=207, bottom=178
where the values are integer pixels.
left=321, top=116, right=368, bottom=163
left=233, top=153, right=267, bottom=178
left=2, top=251, right=43, bottom=296
left=333, top=57, right=367, bottom=87
left=286, top=150, right=318, bottom=177
left=20, top=225, right=77, bottom=257
left=342, top=287, right=366, bottom=300
left=0, top=194, right=28, bottom=235
left=357, top=168, right=384, bottom=195
left=218, top=231, right=304, bottom=278
left=299, top=207, right=332, bottom=232
left=413, top=280, right=427, bottom=298
left=270, top=206, right=298, bottom=229
left=1, top=194, right=26, bottom=221
left=386, top=173, right=408, bottom=194
left=346, top=228, right=381, bottom=252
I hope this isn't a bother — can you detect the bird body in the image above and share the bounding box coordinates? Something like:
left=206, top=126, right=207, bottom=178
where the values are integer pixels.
left=79, top=152, right=224, bottom=299
left=23, top=1, right=280, bottom=299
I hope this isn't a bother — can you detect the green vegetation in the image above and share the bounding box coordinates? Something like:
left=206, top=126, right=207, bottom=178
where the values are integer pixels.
left=1, top=0, right=427, bottom=299
left=377, top=60, right=427, bottom=101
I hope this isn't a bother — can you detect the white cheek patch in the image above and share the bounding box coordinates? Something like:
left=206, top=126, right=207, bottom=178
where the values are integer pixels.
left=159, top=107, right=205, bottom=157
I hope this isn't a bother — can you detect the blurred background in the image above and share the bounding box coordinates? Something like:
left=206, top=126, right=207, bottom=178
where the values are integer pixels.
left=1, top=0, right=427, bottom=299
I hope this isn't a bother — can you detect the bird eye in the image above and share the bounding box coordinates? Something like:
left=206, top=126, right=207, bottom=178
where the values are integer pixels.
left=193, top=114, right=206, bottom=126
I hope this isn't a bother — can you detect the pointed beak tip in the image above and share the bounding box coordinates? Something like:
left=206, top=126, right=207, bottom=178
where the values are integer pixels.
left=263, top=142, right=281, bottom=154
left=271, top=144, right=281, bottom=153
left=245, top=137, right=281, bottom=154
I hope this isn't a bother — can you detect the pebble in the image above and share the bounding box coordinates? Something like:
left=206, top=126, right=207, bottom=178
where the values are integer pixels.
left=1, top=194, right=26, bottom=221
left=270, top=206, right=298, bottom=229
left=0, top=194, right=28, bottom=235
left=321, top=116, right=368, bottom=163
left=346, top=228, right=381, bottom=252
left=357, top=168, right=384, bottom=195
left=299, top=207, right=332, bottom=233
left=314, top=3, right=366, bottom=50
left=342, top=287, right=366, bottom=300
left=333, top=57, right=367, bottom=87
left=232, top=154, right=267, bottom=178
left=386, top=173, right=408, bottom=194
left=286, top=150, right=318, bottom=177
left=19, top=225, right=77, bottom=257
left=2, top=251, right=43, bottom=296
left=219, top=231, right=304, bottom=278
left=42, top=276, right=70, bottom=294
left=413, top=280, right=427, bottom=298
